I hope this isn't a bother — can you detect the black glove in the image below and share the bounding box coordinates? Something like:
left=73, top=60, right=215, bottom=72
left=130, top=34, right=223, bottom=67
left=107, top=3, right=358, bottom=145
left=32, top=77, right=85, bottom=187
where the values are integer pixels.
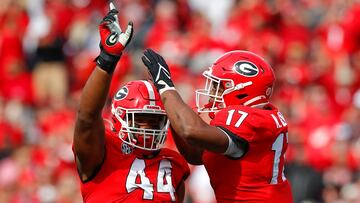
left=96, top=2, right=133, bottom=74
left=141, top=49, right=175, bottom=95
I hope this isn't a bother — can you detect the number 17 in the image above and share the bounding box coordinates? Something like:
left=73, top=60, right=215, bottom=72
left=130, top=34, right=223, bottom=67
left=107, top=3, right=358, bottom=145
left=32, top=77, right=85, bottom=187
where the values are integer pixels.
left=226, top=110, right=249, bottom=127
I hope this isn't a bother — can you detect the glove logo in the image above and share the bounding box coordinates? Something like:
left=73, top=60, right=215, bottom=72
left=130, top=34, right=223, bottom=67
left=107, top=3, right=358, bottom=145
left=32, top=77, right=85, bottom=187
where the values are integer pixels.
left=106, top=32, right=119, bottom=46
left=157, top=80, right=170, bottom=88
left=155, top=63, right=171, bottom=82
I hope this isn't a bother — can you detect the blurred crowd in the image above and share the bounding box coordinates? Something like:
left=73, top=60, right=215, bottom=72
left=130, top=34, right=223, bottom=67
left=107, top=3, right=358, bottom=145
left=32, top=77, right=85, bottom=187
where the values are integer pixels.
left=1, top=0, right=360, bottom=202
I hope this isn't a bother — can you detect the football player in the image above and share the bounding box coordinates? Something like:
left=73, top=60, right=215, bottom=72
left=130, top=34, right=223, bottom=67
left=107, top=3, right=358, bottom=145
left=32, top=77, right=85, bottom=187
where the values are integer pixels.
left=142, top=49, right=294, bottom=203
left=73, top=4, right=189, bottom=203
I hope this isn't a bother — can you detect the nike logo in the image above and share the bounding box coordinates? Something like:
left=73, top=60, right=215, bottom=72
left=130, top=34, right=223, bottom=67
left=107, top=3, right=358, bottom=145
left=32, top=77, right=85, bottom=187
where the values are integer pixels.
left=155, top=63, right=171, bottom=82
left=157, top=80, right=170, bottom=88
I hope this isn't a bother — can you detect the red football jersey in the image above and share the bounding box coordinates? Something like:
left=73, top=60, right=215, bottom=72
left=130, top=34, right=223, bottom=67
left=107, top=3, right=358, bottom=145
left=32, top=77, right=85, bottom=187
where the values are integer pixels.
left=203, top=104, right=293, bottom=203
left=79, top=130, right=190, bottom=203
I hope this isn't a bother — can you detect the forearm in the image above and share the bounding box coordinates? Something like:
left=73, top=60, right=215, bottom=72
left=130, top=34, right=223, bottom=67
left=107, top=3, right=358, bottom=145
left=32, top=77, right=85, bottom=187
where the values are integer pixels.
left=73, top=66, right=111, bottom=179
left=141, top=48, right=228, bottom=153
left=170, top=127, right=203, bottom=165
left=161, top=91, right=199, bottom=136
left=161, top=91, right=227, bottom=153
left=77, top=66, right=112, bottom=120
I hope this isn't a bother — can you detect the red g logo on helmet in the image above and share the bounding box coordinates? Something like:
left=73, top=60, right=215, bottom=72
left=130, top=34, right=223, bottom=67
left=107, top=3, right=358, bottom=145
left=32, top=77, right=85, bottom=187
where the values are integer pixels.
left=234, top=61, right=259, bottom=77
left=114, top=86, right=128, bottom=100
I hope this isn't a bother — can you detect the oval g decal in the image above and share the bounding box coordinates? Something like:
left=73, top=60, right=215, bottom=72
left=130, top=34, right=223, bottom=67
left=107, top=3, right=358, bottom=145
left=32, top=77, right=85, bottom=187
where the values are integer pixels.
left=234, top=61, right=259, bottom=77
left=106, top=32, right=119, bottom=46
left=114, top=87, right=128, bottom=100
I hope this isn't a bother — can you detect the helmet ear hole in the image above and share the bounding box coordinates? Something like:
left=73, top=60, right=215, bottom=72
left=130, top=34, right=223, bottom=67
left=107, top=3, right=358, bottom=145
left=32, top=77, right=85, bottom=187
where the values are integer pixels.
left=259, top=66, right=265, bottom=73
left=236, top=94, right=248, bottom=100
left=266, top=87, right=273, bottom=97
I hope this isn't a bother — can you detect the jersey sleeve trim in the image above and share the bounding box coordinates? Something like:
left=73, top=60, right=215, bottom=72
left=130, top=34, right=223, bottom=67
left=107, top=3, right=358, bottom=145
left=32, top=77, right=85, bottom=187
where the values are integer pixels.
left=217, top=126, right=249, bottom=160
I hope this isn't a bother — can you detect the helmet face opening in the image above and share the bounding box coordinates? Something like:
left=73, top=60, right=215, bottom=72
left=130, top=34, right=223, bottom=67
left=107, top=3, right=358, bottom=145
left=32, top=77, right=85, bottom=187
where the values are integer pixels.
left=110, top=80, right=170, bottom=152
left=195, top=70, right=231, bottom=112
left=129, top=113, right=167, bottom=130
left=114, top=108, right=169, bottom=151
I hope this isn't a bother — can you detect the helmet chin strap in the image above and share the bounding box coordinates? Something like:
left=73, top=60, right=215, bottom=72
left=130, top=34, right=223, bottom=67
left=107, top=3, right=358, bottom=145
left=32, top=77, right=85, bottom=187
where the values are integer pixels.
left=134, top=148, right=160, bottom=159
left=208, top=112, right=216, bottom=119
left=204, top=102, right=215, bottom=109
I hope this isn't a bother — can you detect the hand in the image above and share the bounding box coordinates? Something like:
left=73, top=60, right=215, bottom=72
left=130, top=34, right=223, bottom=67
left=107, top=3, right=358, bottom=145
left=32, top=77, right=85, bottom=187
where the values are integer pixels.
left=96, top=2, right=134, bottom=74
left=99, top=2, right=133, bottom=56
left=142, top=49, right=176, bottom=95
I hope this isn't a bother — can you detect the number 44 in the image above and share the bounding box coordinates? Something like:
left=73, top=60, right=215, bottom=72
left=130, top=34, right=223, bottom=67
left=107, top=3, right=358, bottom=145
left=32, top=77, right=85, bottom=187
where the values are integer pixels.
left=126, top=158, right=176, bottom=201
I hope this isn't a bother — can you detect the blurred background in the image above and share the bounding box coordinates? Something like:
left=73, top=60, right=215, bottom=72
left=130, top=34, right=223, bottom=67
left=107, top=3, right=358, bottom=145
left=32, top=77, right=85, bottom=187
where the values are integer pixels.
left=1, top=0, right=360, bottom=202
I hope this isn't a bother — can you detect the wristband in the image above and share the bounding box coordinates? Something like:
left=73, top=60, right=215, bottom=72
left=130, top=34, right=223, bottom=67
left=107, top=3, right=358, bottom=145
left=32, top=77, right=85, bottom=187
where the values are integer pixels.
left=95, top=50, right=121, bottom=74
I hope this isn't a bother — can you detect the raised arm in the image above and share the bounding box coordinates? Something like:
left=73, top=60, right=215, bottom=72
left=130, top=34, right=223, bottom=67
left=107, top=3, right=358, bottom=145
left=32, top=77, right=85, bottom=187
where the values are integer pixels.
left=141, top=49, right=229, bottom=155
left=73, top=3, right=133, bottom=181
left=170, top=127, right=204, bottom=165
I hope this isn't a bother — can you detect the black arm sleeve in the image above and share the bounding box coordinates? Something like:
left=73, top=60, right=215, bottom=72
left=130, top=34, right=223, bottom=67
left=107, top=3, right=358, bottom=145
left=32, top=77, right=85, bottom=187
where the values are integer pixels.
left=217, top=126, right=249, bottom=160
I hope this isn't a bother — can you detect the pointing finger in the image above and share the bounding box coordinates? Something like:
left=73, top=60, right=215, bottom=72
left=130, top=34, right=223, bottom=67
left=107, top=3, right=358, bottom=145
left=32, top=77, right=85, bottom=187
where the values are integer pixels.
left=109, top=2, right=116, bottom=10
